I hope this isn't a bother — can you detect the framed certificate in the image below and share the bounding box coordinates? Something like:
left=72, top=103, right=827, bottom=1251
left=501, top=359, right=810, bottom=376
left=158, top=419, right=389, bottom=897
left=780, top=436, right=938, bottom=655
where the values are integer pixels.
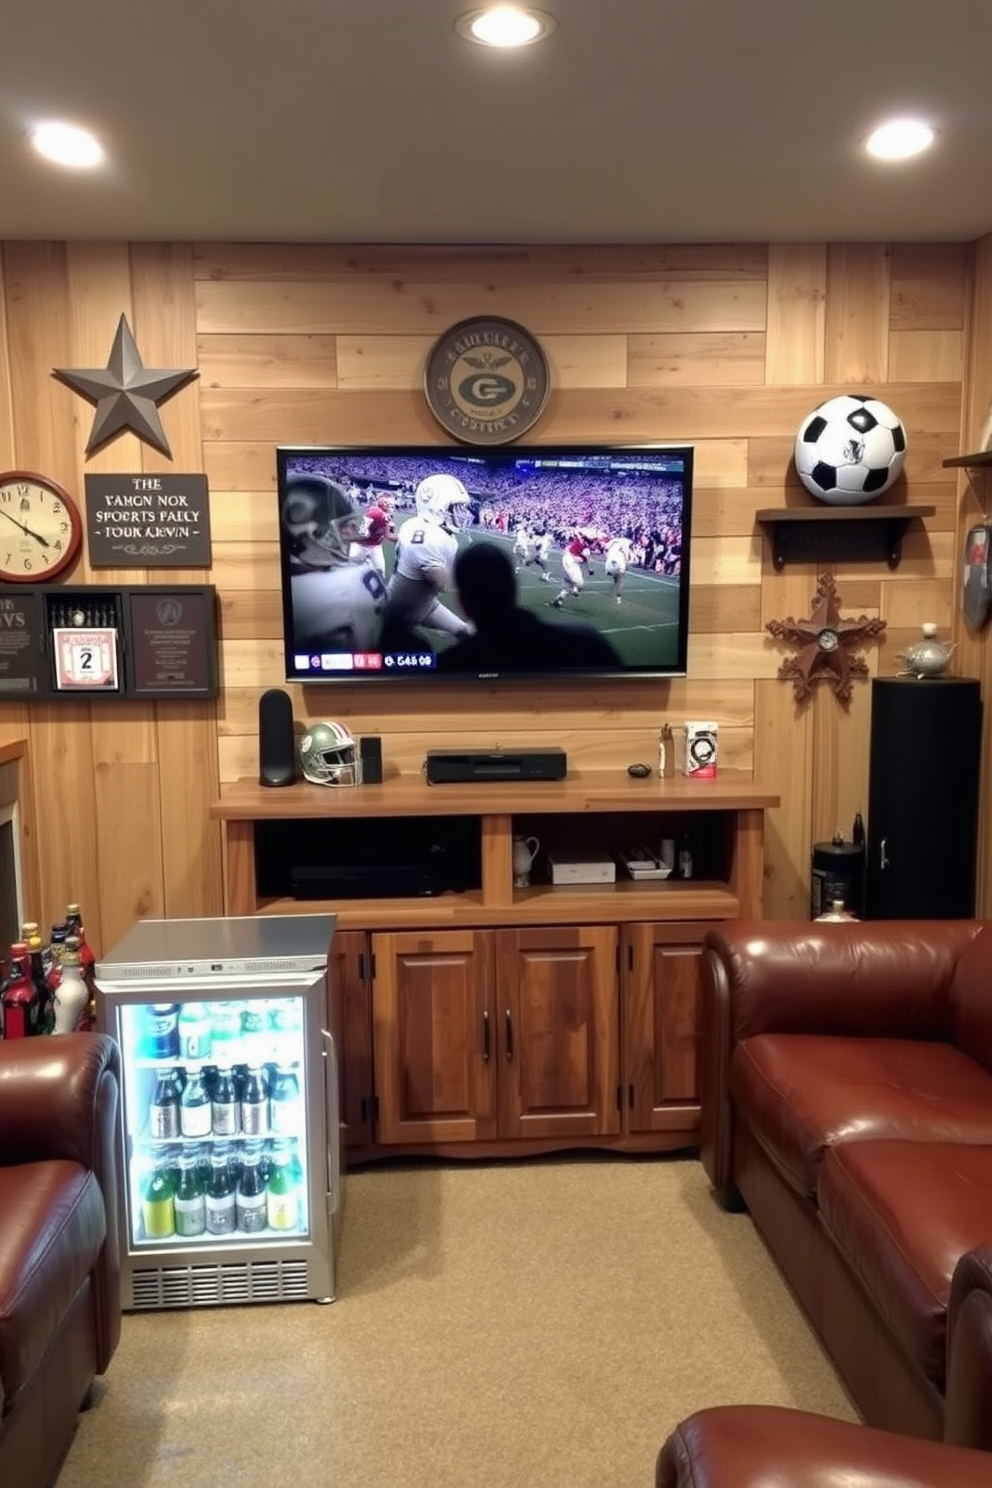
left=53, top=625, right=121, bottom=691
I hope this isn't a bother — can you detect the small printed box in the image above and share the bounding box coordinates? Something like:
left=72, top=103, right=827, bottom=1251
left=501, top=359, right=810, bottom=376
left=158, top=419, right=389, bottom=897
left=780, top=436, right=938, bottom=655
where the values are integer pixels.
left=682, top=721, right=718, bottom=778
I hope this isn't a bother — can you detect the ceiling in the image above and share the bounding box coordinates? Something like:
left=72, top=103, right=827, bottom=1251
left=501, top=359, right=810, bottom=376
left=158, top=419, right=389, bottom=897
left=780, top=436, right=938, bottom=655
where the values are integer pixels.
left=2, top=0, right=992, bottom=245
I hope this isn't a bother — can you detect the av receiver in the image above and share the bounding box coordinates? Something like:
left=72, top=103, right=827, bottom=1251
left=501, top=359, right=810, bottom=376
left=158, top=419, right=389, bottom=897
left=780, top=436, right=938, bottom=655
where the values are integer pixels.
left=425, top=748, right=567, bottom=784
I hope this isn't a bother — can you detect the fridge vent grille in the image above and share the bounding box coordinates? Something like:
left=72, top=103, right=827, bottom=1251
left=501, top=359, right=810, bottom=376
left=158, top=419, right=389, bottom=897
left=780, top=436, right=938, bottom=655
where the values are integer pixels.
left=130, top=1259, right=311, bottom=1309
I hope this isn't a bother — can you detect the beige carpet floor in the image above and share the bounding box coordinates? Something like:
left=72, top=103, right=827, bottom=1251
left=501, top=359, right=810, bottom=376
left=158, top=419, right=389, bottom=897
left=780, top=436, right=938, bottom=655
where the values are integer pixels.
left=56, top=1155, right=857, bottom=1488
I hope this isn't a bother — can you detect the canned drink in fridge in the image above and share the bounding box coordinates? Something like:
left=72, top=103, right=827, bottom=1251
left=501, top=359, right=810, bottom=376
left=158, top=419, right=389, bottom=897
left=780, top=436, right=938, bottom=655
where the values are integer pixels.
left=143, top=1003, right=180, bottom=1060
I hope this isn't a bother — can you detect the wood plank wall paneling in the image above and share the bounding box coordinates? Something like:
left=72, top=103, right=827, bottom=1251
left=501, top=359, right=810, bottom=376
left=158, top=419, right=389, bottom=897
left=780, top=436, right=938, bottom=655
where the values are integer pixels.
left=2, top=236, right=990, bottom=938
left=0, top=242, right=222, bottom=954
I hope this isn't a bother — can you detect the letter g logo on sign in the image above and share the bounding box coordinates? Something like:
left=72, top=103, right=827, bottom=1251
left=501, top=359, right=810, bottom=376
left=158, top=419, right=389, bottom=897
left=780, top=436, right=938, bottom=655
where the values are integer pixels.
left=459, top=374, right=516, bottom=407
left=425, top=316, right=550, bottom=446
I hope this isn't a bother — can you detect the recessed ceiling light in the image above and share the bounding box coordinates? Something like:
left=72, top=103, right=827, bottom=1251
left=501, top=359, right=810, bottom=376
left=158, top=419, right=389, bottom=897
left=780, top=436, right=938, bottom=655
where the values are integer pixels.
left=30, top=121, right=104, bottom=169
left=864, top=117, right=936, bottom=161
left=455, top=6, right=557, bottom=48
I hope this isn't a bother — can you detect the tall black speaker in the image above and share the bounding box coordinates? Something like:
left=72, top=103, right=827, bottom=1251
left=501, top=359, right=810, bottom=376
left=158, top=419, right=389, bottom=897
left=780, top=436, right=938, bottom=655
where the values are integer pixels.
left=258, top=689, right=296, bottom=787
left=865, top=676, right=981, bottom=919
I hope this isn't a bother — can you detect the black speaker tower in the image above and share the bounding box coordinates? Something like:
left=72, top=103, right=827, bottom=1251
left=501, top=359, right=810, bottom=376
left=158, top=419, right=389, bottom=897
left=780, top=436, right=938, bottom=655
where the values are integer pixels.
left=258, top=689, right=296, bottom=787
left=865, top=677, right=981, bottom=919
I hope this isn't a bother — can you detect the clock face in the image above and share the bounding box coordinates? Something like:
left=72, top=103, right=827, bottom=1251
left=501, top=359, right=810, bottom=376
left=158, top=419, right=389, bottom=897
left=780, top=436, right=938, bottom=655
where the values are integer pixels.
left=0, top=472, right=83, bottom=583
left=817, top=627, right=840, bottom=652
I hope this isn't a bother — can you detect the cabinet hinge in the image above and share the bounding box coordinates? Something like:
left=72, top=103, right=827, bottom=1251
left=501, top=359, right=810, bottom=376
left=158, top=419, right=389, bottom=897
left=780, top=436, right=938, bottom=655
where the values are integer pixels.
left=627, top=942, right=634, bottom=973
left=360, top=1095, right=379, bottom=1124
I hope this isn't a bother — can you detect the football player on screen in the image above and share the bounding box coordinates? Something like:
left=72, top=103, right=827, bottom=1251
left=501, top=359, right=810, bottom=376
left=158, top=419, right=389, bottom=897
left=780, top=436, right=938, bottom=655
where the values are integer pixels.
left=349, top=498, right=396, bottom=580
left=604, top=535, right=634, bottom=604
left=549, top=532, right=594, bottom=608
left=382, top=473, right=474, bottom=644
left=531, top=523, right=554, bottom=581
left=282, top=474, right=387, bottom=651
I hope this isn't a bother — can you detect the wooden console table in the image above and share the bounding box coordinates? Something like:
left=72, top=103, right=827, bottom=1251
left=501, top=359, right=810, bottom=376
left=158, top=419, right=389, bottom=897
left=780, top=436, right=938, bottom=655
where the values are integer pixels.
left=211, top=772, right=778, bottom=1161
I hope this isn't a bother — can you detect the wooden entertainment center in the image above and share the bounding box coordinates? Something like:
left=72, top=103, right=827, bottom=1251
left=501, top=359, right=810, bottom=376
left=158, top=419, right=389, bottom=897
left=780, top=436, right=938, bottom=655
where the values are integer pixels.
left=212, top=771, right=778, bottom=1162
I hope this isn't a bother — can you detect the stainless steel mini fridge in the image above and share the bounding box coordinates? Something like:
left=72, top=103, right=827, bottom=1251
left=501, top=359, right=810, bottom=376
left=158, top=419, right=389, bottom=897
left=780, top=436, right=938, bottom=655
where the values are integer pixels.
left=96, top=913, right=341, bottom=1311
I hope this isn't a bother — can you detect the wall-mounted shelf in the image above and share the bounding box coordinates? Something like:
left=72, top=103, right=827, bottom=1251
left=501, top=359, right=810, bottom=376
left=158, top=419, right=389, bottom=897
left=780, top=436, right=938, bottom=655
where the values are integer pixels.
left=755, top=505, right=936, bottom=571
left=942, top=451, right=992, bottom=469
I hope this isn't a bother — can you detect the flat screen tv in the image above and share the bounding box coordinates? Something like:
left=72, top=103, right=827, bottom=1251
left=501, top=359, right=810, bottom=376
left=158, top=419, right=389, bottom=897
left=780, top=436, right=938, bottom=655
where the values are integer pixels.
left=276, top=443, right=694, bottom=683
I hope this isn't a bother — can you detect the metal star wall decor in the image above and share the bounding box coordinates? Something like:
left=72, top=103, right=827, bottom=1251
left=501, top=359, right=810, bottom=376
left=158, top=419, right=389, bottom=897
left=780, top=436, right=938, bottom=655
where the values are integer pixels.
left=766, top=572, right=886, bottom=706
left=52, top=314, right=198, bottom=458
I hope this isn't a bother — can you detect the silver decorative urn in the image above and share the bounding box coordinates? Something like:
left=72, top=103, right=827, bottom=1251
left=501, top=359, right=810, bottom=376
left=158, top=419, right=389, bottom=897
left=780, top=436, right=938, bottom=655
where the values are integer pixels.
left=897, top=622, right=955, bottom=679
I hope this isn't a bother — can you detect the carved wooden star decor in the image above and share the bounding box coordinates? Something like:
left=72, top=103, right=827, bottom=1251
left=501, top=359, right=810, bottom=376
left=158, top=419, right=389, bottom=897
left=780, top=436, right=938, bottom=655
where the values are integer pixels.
left=765, top=572, right=886, bottom=705
left=52, top=314, right=198, bottom=458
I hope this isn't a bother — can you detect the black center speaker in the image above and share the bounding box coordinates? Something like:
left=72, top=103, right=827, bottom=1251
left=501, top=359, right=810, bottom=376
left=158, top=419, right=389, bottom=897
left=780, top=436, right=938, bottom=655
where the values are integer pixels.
left=258, top=689, right=296, bottom=787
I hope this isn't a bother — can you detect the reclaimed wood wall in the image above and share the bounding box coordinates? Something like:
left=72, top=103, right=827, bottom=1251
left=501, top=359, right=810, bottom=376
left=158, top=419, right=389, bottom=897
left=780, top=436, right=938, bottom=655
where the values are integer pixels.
left=1, top=237, right=989, bottom=948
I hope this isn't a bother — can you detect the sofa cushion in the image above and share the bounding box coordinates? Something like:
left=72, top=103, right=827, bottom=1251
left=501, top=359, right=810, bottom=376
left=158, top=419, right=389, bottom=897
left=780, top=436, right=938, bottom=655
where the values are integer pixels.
left=0, top=1161, right=105, bottom=1401
left=949, top=922, right=992, bottom=1075
left=818, top=1140, right=992, bottom=1391
left=730, top=1034, right=992, bottom=1196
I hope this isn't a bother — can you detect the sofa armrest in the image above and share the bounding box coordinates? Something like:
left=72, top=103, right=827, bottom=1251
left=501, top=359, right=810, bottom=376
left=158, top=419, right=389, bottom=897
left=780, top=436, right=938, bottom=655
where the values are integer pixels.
left=946, top=1243, right=992, bottom=1451
left=657, top=1406, right=992, bottom=1488
left=0, top=1033, right=122, bottom=1372
left=699, top=920, right=979, bottom=1192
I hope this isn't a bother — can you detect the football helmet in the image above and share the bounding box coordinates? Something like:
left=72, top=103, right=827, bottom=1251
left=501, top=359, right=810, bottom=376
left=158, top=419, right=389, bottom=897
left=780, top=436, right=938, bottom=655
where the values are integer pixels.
left=297, top=720, right=362, bottom=786
left=282, top=475, right=362, bottom=568
left=414, top=473, right=473, bottom=532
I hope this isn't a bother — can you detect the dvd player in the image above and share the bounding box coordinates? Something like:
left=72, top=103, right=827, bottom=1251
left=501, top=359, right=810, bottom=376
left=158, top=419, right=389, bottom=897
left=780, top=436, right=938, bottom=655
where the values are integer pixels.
left=425, top=748, right=567, bottom=784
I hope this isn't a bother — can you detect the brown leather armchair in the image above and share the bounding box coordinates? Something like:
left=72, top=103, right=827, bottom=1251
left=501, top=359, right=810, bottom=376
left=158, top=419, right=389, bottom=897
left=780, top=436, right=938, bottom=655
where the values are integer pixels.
left=0, top=1033, right=122, bottom=1488
left=658, top=1407, right=992, bottom=1488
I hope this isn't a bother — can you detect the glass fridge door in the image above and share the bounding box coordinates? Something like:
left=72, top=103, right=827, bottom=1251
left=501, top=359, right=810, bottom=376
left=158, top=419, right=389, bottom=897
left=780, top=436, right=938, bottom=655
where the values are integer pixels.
left=116, top=991, right=312, bottom=1250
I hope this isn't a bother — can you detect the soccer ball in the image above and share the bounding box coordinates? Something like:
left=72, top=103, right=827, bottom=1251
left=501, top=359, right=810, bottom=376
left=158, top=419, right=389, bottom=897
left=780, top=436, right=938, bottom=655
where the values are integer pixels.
left=794, top=395, right=907, bottom=505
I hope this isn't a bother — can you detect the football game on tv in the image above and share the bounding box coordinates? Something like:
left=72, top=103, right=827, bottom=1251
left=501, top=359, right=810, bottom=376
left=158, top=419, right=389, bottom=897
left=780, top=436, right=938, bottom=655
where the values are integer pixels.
left=276, top=443, right=694, bottom=684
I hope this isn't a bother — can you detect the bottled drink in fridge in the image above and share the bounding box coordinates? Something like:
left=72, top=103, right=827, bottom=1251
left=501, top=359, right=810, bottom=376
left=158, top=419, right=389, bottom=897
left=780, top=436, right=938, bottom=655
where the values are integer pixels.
left=174, top=1151, right=206, bottom=1238
left=210, top=1001, right=243, bottom=1064
left=269, top=1065, right=302, bottom=1135
left=178, top=1002, right=213, bottom=1062
left=236, top=1141, right=268, bottom=1233
left=211, top=1064, right=239, bottom=1136
left=179, top=1070, right=212, bottom=1138
left=205, top=1144, right=236, bottom=1235
left=240, top=1003, right=269, bottom=1065
left=142, top=1158, right=176, bottom=1239
left=240, top=1065, right=269, bottom=1136
left=150, top=1068, right=182, bottom=1140
left=266, top=1139, right=300, bottom=1232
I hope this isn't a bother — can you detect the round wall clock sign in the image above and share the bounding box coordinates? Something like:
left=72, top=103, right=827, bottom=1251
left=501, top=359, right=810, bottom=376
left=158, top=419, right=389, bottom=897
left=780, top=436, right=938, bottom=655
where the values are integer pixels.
left=424, top=316, right=551, bottom=446
left=0, top=471, right=83, bottom=583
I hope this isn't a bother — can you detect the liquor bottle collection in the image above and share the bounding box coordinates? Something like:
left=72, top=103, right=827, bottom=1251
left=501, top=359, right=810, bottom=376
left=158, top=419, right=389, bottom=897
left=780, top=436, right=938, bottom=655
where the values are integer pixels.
left=130, top=996, right=309, bottom=1242
left=0, top=903, right=96, bottom=1039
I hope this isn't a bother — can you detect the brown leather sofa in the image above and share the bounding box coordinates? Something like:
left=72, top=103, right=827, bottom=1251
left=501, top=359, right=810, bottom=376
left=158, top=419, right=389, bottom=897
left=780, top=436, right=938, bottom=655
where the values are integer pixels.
left=701, top=920, right=992, bottom=1452
left=657, top=1406, right=992, bottom=1488
left=0, top=1033, right=122, bottom=1488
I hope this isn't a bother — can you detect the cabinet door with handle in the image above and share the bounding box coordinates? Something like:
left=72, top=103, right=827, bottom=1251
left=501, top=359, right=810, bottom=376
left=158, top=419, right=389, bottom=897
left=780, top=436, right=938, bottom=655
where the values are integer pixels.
left=372, top=930, right=497, bottom=1145
left=622, top=922, right=704, bottom=1141
left=496, top=925, right=619, bottom=1140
